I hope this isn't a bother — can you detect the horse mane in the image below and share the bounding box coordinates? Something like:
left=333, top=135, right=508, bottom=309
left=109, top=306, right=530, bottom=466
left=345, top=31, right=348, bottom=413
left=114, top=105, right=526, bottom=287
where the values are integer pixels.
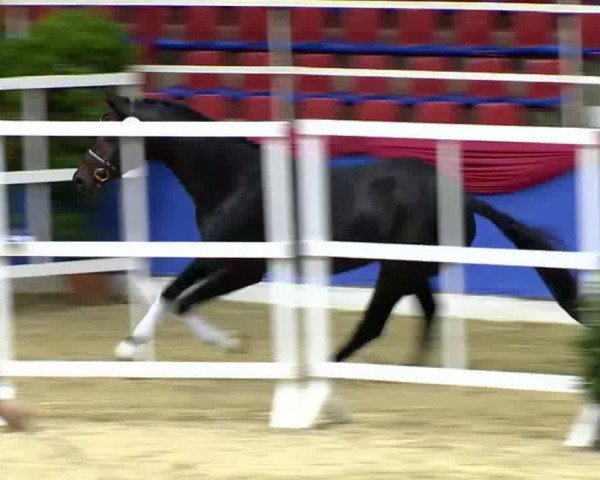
left=134, top=97, right=261, bottom=150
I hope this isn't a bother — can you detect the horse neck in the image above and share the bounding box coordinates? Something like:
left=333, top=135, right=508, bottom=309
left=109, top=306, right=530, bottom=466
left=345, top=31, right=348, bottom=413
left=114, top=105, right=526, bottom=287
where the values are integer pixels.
left=145, top=136, right=260, bottom=217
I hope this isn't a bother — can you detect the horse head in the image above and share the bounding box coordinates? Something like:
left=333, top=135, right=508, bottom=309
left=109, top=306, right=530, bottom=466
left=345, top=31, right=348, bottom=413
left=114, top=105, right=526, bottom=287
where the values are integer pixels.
left=72, top=95, right=134, bottom=193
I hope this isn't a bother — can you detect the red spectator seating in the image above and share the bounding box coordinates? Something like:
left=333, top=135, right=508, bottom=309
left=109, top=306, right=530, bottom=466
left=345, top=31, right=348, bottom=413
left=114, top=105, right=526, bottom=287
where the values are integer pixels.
left=342, top=8, right=383, bottom=44
left=29, top=6, right=57, bottom=21
left=236, top=7, right=267, bottom=42
left=473, top=103, right=525, bottom=125
left=397, top=10, right=439, bottom=46
left=188, top=94, right=228, bottom=120
left=414, top=102, right=462, bottom=124
left=183, top=51, right=224, bottom=91
left=297, top=98, right=341, bottom=119
left=464, top=57, right=511, bottom=98
left=132, top=7, right=167, bottom=43
left=241, top=96, right=283, bottom=121
left=291, top=7, right=326, bottom=43
left=523, top=59, right=561, bottom=98
left=512, top=13, right=553, bottom=46
left=406, top=57, right=452, bottom=97
left=350, top=55, right=393, bottom=96
left=239, top=52, right=272, bottom=93
left=455, top=11, right=496, bottom=46
left=354, top=100, right=399, bottom=121
left=184, top=7, right=218, bottom=43
left=581, top=14, right=600, bottom=49
left=295, top=54, right=336, bottom=94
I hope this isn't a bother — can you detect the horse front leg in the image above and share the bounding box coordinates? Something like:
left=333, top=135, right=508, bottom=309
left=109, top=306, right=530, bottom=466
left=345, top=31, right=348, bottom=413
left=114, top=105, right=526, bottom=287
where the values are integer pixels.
left=114, top=258, right=233, bottom=360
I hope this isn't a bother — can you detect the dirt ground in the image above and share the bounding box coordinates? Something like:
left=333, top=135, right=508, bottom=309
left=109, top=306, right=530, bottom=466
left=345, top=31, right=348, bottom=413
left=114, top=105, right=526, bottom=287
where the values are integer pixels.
left=3, top=294, right=600, bottom=479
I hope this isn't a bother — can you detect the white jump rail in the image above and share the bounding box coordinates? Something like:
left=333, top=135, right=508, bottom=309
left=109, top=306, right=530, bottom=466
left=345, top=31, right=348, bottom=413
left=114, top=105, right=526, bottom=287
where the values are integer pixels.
left=2, top=0, right=600, bottom=14
left=135, top=65, right=600, bottom=86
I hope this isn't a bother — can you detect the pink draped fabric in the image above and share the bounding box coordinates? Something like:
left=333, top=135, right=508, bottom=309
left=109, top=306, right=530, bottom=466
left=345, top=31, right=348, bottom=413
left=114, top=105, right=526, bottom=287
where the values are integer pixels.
left=249, top=135, right=576, bottom=194
left=328, top=137, right=576, bottom=194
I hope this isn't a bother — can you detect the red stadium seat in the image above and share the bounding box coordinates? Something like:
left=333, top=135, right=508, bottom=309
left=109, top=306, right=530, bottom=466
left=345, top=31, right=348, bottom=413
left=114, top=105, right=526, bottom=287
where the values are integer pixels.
left=241, top=96, right=281, bottom=121
left=414, top=102, right=461, bottom=124
left=132, top=7, right=167, bottom=43
left=523, top=59, right=561, bottom=98
left=464, top=57, right=511, bottom=98
left=188, top=95, right=228, bottom=120
left=291, top=7, right=326, bottom=43
left=581, top=14, right=600, bottom=49
left=295, top=54, right=336, bottom=94
left=183, top=51, right=224, bottom=91
left=239, top=52, right=273, bottom=93
left=354, top=100, right=399, bottom=121
left=184, top=7, right=218, bottom=43
left=473, top=103, right=525, bottom=125
left=397, top=10, right=439, bottom=46
left=297, top=98, right=341, bottom=119
left=29, top=6, right=58, bottom=21
left=512, top=12, right=554, bottom=46
left=342, top=8, right=383, bottom=43
left=406, top=57, right=451, bottom=97
left=237, top=7, right=267, bottom=42
left=350, top=55, right=393, bottom=95
left=455, top=11, right=496, bottom=46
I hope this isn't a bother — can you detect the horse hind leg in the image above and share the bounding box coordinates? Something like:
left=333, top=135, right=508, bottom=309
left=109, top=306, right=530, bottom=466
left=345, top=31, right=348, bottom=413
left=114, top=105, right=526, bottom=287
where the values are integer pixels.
left=333, top=262, right=409, bottom=362
left=411, top=280, right=437, bottom=366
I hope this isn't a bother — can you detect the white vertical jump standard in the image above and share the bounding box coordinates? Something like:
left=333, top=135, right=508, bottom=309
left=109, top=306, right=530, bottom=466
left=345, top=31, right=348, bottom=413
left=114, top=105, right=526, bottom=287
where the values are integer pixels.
left=0, top=118, right=318, bottom=429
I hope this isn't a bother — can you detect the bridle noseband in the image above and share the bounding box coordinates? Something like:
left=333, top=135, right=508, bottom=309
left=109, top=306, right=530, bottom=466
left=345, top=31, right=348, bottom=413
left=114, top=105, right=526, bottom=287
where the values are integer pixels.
left=88, top=113, right=117, bottom=184
left=87, top=147, right=116, bottom=183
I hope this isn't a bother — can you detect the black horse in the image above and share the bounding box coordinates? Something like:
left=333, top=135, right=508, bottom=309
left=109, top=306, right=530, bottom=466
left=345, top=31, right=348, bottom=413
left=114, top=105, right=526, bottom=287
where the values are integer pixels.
left=73, top=95, right=580, bottom=364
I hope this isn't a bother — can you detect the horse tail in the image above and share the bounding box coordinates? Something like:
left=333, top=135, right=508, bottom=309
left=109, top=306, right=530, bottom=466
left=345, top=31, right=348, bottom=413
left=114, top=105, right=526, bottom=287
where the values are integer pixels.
left=469, top=197, right=579, bottom=322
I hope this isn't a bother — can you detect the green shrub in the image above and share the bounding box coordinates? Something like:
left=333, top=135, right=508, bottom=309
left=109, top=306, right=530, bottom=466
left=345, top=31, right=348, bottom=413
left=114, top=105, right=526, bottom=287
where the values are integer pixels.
left=0, top=9, right=135, bottom=241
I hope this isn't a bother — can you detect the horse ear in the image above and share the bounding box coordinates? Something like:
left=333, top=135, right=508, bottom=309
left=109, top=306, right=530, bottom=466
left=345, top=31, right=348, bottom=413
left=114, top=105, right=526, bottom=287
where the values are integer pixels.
left=106, top=95, right=131, bottom=119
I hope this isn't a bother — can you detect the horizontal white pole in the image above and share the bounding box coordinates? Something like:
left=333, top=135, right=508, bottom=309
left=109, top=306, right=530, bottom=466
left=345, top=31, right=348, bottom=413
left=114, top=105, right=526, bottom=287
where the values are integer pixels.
left=0, top=240, right=593, bottom=269
left=2, top=0, right=600, bottom=14
left=0, top=168, right=75, bottom=185
left=1, top=258, right=136, bottom=279
left=2, top=120, right=594, bottom=145
left=136, top=65, right=600, bottom=86
left=0, top=240, right=292, bottom=259
left=297, top=120, right=597, bottom=145
left=0, top=72, right=140, bottom=92
left=0, top=120, right=287, bottom=138
left=0, top=167, right=143, bottom=185
left=303, top=240, right=599, bottom=270
left=313, top=362, right=580, bottom=394
left=1, top=360, right=295, bottom=379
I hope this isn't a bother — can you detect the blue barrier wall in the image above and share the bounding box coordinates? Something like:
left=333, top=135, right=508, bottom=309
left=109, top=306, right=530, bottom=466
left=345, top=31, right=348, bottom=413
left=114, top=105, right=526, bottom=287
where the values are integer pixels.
left=91, top=155, right=578, bottom=299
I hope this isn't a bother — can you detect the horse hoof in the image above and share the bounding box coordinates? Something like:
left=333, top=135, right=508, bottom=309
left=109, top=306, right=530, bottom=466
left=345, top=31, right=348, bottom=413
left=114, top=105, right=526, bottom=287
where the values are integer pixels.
left=222, top=330, right=247, bottom=353
left=114, top=336, right=151, bottom=361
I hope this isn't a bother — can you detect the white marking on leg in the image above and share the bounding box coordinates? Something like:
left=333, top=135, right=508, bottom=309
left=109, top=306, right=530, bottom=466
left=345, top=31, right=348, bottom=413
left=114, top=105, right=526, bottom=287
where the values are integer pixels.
left=131, top=294, right=169, bottom=341
left=180, top=311, right=235, bottom=349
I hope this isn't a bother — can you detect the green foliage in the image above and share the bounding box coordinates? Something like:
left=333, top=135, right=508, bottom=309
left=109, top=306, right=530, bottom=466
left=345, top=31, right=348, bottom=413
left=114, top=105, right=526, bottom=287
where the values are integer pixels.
left=576, top=288, right=600, bottom=404
left=0, top=9, right=135, bottom=121
left=1, top=8, right=134, bottom=77
left=0, top=9, right=135, bottom=241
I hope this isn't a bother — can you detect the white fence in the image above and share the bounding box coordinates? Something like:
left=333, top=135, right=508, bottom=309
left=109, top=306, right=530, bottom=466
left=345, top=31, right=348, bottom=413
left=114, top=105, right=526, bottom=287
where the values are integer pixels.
left=1, top=0, right=599, bottom=434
